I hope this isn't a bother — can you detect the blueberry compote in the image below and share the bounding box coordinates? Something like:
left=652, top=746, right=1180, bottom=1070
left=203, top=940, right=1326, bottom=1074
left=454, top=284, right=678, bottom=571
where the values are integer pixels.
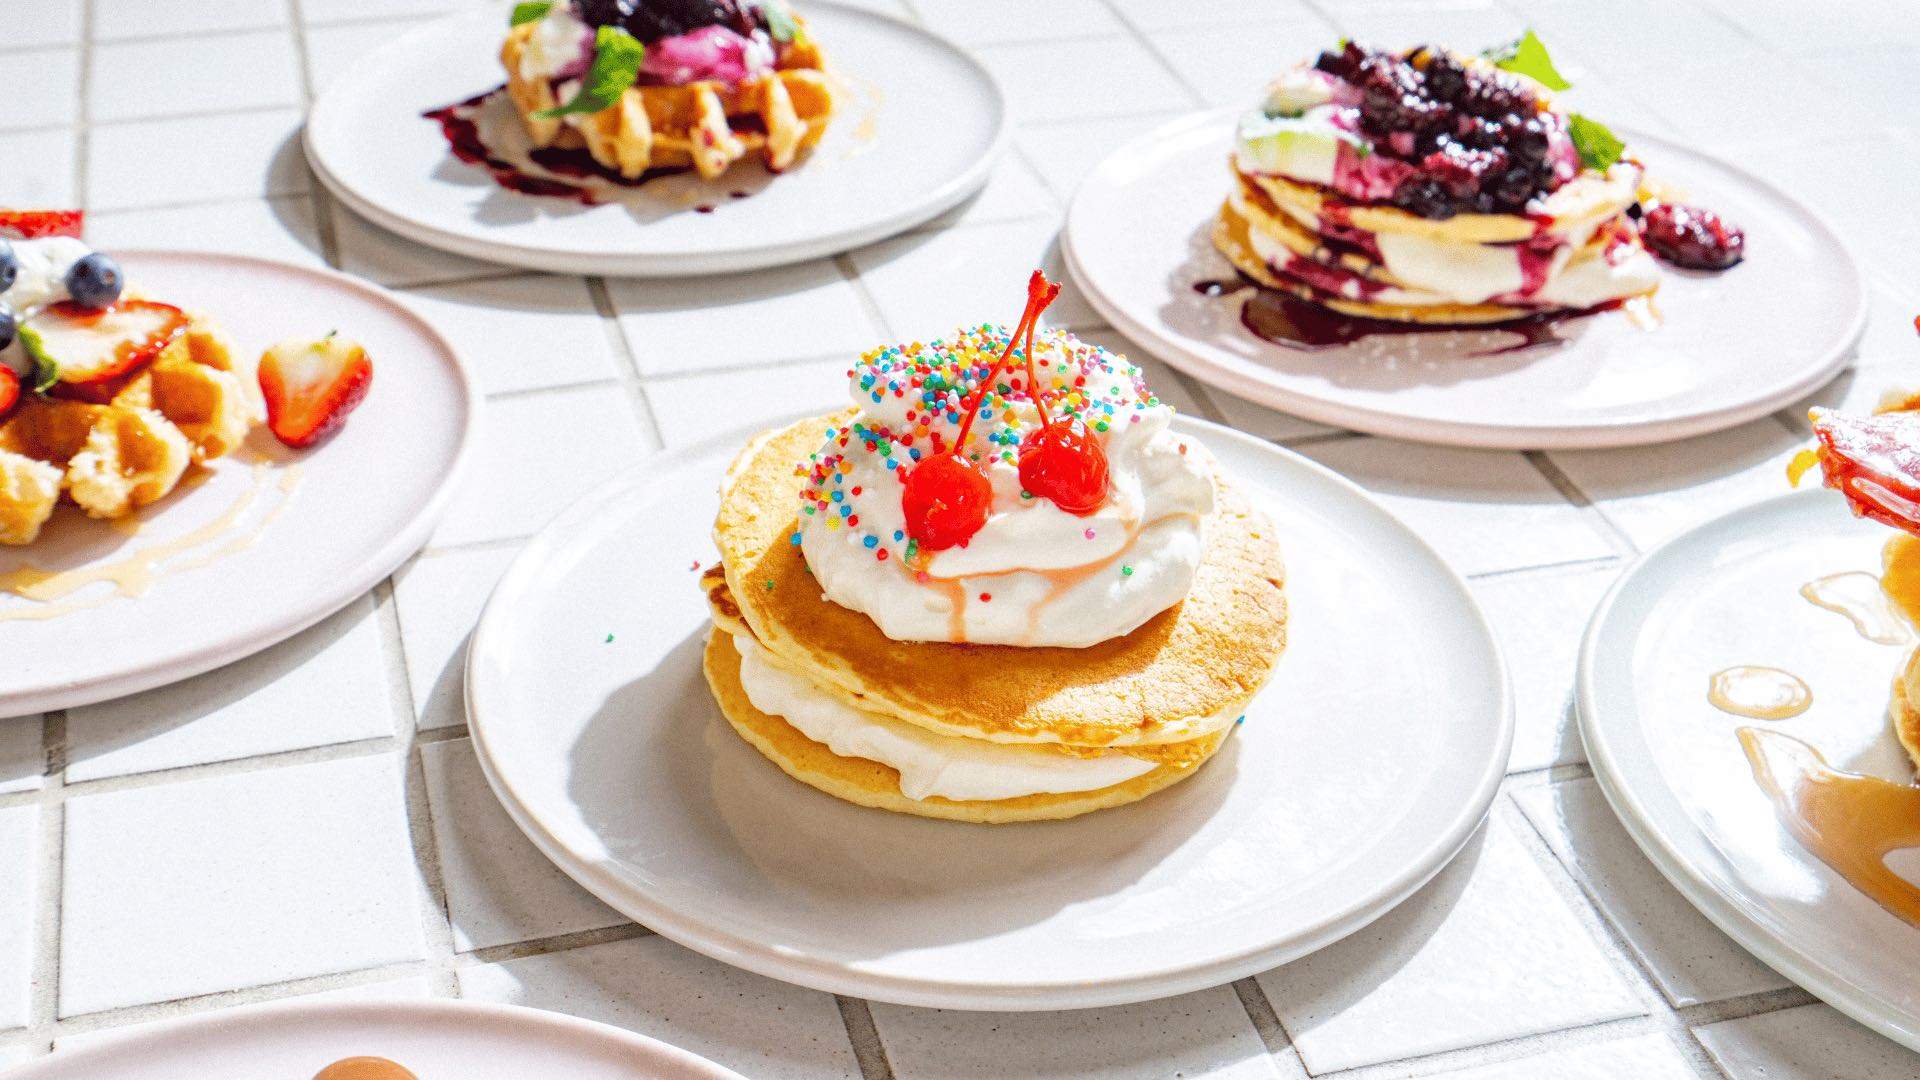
left=575, top=0, right=766, bottom=43
left=1312, top=41, right=1566, bottom=220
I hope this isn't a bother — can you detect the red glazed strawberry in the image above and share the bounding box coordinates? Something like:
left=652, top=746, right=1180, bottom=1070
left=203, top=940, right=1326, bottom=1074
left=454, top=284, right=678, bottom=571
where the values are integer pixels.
left=0, top=367, right=18, bottom=418
left=0, top=210, right=84, bottom=239
left=259, top=333, right=374, bottom=448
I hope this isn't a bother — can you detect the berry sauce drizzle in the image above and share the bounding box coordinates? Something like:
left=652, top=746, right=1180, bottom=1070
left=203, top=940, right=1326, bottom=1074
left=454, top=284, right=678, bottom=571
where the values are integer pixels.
left=423, top=88, right=694, bottom=205
left=1193, top=277, right=1607, bottom=354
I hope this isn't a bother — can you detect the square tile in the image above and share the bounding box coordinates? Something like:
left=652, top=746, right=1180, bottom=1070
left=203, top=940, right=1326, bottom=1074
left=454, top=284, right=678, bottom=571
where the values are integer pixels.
left=459, top=935, right=859, bottom=1078
left=913, top=0, right=1122, bottom=47
left=646, top=357, right=846, bottom=447
left=0, top=48, right=78, bottom=130
left=1546, top=418, right=1806, bottom=552
left=4, top=0, right=81, bottom=47
left=1514, top=778, right=1790, bottom=1008
left=0, top=720, right=43, bottom=795
left=1257, top=815, right=1643, bottom=1074
left=1297, top=437, right=1614, bottom=576
left=0, top=1044, right=34, bottom=1066
left=393, top=546, right=521, bottom=730
left=1439, top=1032, right=1697, bottom=1080
left=1105, top=0, right=1327, bottom=31
left=64, top=595, right=395, bottom=783
left=1200, top=391, right=1341, bottom=444
left=1471, top=562, right=1619, bottom=772
left=1155, top=23, right=1333, bottom=109
left=94, top=0, right=288, bottom=40
left=402, top=275, right=620, bottom=395
left=871, top=985, right=1279, bottom=1079
left=975, top=37, right=1195, bottom=123
left=422, top=738, right=625, bottom=952
left=430, top=384, right=653, bottom=547
left=848, top=218, right=1098, bottom=344
left=914, top=150, right=1057, bottom=233
left=55, top=973, right=435, bottom=1052
left=306, top=17, right=436, bottom=94
left=60, top=754, right=426, bottom=1015
left=1014, top=112, right=1186, bottom=202
left=84, top=197, right=326, bottom=268
left=1696, top=1004, right=1920, bottom=1080
left=333, top=203, right=499, bottom=288
left=90, top=32, right=302, bottom=124
left=88, top=109, right=308, bottom=211
left=0, top=129, right=76, bottom=208
left=1709, top=0, right=1920, bottom=56
left=0, top=806, right=37, bottom=1031
left=609, top=260, right=878, bottom=375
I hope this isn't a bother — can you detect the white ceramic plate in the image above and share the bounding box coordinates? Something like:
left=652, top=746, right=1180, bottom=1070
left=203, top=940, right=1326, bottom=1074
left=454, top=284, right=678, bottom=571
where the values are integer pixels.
left=306, top=1, right=1006, bottom=276
left=1580, top=489, right=1920, bottom=1052
left=0, top=251, right=476, bottom=717
left=4, top=998, right=741, bottom=1078
left=1064, top=110, right=1865, bottom=450
left=464, top=413, right=1512, bottom=1010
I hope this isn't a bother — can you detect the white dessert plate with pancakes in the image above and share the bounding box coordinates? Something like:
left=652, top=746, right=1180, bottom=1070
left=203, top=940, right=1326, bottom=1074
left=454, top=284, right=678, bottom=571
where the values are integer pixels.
left=1065, top=109, right=1865, bottom=450
left=4, top=999, right=741, bottom=1079
left=1580, top=488, right=1920, bottom=1052
left=0, top=251, right=475, bottom=717
left=305, top=1, right=1006, bottom=276
left=464, top=412, right=1512, bottom=1010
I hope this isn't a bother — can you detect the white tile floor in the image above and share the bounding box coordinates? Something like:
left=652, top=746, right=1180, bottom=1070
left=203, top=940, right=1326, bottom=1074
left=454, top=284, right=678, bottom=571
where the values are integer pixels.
left=1, top=0, right=1916, bottom=1075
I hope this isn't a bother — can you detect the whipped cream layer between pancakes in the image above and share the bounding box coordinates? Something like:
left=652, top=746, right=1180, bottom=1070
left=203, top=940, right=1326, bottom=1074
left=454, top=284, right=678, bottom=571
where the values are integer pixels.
left=796, top=327, right=1215, bottom=647
left=730, top=633, right=1170, bottom=799
left=1232, top=66, right=1660, bottom=310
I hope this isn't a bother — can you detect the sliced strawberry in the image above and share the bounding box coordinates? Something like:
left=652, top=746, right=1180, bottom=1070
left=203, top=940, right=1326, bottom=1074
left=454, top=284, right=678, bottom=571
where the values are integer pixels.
left=259, top=334, right=374, bottom=448
left=0, top=368, right=18, bottom=419
left=1810, top=407, right=1920, bottom=537
left=0, top=210, right=84, bottom=239
left=17, top=300, right=188, bottom=391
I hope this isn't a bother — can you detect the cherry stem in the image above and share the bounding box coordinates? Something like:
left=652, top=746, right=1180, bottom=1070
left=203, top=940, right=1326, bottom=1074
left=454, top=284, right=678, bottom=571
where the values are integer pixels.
left=951, top=270, right=1060, bottom=454
left=1022, top=276, right=1061, bottom=432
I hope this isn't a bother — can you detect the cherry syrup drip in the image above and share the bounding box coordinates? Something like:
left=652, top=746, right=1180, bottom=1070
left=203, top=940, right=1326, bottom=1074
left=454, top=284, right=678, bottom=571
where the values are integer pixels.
left=902, top=272, right=1068, bottom=551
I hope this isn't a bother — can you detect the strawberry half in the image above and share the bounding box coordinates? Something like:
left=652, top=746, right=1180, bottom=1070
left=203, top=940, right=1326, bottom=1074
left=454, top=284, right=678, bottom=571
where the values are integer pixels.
left=0, top=210, right=84, bottom=239
left=18, top=300, right=189, bottom=397
left=259, top=334, right=374, bottom=448
left=0, top=368, right=18, bottom=419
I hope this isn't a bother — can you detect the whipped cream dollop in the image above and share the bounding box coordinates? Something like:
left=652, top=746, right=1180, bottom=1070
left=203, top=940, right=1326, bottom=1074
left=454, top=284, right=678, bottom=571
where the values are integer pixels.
left=732, top=633, right=1158, bottom=800
left=2, top=236, right=90, bottom=319
left=797, top=327, right=1215, bottom=648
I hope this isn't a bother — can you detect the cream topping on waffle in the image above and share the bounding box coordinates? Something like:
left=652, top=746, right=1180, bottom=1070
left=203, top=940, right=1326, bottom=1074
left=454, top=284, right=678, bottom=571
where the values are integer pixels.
left=796, top=327, right=1214, bottom=648
left=731, top=632, right=1160, bottom=800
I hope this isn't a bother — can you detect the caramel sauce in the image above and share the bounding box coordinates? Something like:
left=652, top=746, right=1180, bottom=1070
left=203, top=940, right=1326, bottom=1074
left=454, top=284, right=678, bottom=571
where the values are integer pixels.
left=312, top=1057, right=418, bottom=1080
left=1786, top=447, right=1820, bottom=487
left=1800, top=571, right=1912, bottom=645
left=1708, top=666, right=1812, bottom=720
left=1622, top=293, right=1662, bottom=330
left=0, top=462, right=300, bottom=623
left=1740, top=726, right=1920, bottom=927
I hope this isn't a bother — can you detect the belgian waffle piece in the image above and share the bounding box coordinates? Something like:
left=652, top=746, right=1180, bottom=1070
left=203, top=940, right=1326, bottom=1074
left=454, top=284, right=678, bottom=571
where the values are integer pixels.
left=501, top=20, right=834, bottom=181
left=0, top=321, right=255, bottom=545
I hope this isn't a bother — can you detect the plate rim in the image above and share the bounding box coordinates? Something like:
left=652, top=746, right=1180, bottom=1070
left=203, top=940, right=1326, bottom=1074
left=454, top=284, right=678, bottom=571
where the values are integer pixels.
left=0, top=997, right=745, bottom=1078
left=0, top=248, right=480, bottom=717
left=463, top=411, right=1514, bottom=1010
left=1576, top=487, right=1920, bottom=1053
left=1063, top=107, right=1867, bottom=451
left=303, top=0, right=1010, bottom=277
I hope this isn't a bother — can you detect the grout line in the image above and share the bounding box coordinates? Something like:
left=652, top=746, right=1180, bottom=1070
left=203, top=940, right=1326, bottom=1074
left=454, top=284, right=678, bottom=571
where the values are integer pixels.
left=24, top=712, right=69, bottom=1056
left=1229, top=977, right=1309, bottom=1078
left=1091, top=0, right=1210, bottom=111
left=45, top=959, right=435, bottom=1040
left=1523, top=450, right=1641, bottom=559
left=834, top=996, right=895, bottom=1080
left=1464, top=554, right=1622, bottom=583
left=455, top=924, right=652, bottom=968
left=586, top=276, right=667, bottom=451
left=285, top=0, right=343, bottom=271
left=833, top=253, right=896, bottom=342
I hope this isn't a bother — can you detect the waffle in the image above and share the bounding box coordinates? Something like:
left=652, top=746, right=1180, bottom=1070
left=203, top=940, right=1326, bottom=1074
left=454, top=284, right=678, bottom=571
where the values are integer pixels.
left=0, top=320, right=255, bottom=545
left=502, top=20, right=834, bottom=182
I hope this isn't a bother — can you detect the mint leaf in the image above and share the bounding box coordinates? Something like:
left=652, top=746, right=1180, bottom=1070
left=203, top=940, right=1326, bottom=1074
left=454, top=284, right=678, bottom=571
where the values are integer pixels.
left=1487, top=29, right=1571, bottom=92
left=1568, top=113, right=1624, bottom=171
left=511, top=1, right=553, bottom=27
left=536, top=25, right=644, bottom=118
left=763, top=1, right=800, bottom=43
left=31, top=359, right=56, bottom=394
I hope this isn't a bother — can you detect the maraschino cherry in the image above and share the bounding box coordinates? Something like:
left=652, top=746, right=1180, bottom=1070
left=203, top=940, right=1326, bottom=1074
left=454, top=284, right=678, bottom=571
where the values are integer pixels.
left=901, top=271, right=1060, bottom=551
left=1015, top=290, right=1109, bottom=516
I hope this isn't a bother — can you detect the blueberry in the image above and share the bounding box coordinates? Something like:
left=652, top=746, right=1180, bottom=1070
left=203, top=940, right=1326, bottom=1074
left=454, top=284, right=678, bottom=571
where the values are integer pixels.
left=0, top=241, right=14, bottom=294
left=0, top=309, right=14, bottom=353
left=65, top=253, right=122, bottom=309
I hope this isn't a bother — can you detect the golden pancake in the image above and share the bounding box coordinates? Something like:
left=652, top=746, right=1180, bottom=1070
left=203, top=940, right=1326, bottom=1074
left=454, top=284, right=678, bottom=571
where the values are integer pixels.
left=701, top=628, right=1230, bottom=823
left=1895, top=650, right=1920, bottom=776
left=712, top=413, right=1287, bottom=749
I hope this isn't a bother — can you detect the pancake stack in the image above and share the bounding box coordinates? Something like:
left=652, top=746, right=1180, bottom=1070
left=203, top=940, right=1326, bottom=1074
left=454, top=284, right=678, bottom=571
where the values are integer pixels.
left=1216, top=43, right=1661, bottom=324
left=702, top=410, right=1289, bottom=823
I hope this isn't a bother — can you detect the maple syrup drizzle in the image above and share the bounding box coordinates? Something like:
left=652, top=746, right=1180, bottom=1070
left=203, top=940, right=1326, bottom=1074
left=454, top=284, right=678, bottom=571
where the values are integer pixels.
left=0, top=462, right=300, bottom=622
left=1708, top=666, right=1813, bottom=720
left=312, top=1057, right=418, bottom=1080
left=1800, top=571, right=1912, bottom=645
left=1740, top=726, right=1920, bottom=928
